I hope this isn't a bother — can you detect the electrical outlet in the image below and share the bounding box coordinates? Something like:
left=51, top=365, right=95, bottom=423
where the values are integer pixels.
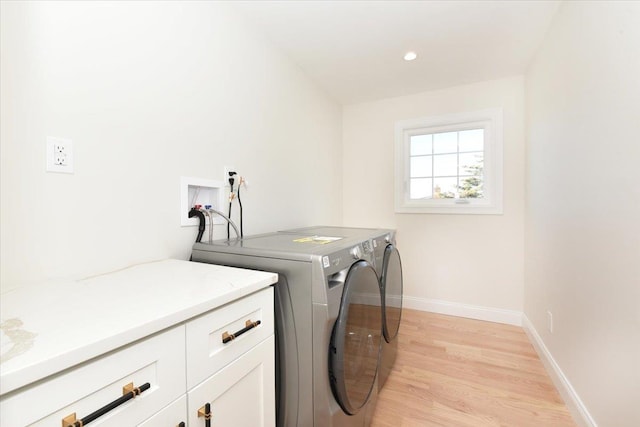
left=224, top=166, right=236, bottom=186
left=54, top=143, right=67, bottom=166
left=547, top=310, right=553, bottom=333
left=46, top=136, right=74, bottom=173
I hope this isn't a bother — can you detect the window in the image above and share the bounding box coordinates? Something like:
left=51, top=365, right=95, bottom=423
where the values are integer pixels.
left=395, top=108, right=503, bottom=214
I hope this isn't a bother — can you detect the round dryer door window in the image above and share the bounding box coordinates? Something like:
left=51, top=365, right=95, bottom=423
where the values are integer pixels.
left=382, top=244, right=403, bottom=342
left=329, top=260, right=382, bottom=415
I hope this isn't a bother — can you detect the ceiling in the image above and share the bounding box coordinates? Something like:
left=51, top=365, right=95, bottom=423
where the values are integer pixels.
left=232, top=0, right=561, bottom=105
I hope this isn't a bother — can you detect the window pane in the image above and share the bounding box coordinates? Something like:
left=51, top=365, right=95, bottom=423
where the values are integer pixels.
left=410, top=156, right=432, bottom=178
left=433, top=132, right=457, bottom=154
left=459, top=152, right=483, bottom=176
left=410, top=178, right=432, bottom=199
left=459, top=129, right=484, bottom=152
left=458, top=174, right=484, bottom=199
left=433, top=154, right=457, bottom=177
left=433, top=177, right=457, bottom=199
left=410, top=134, right=432, bottom=156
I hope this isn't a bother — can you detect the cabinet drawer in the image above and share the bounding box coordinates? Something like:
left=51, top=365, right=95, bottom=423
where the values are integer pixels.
left=187, top=335, right=275, bottom=427
left=186, top=287, right=274, bottom=389
left=0, top=325, right=186, bottom=427
left=138, top=395, right=187, bottom=427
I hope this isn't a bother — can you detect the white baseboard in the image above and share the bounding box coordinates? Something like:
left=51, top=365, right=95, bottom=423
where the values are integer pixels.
left=402, top=295, right=523, bottom=326
left=521, top=315, right=597, bottom=427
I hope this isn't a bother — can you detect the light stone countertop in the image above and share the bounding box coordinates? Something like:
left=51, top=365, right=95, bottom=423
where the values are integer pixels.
left=0, top=259, right=277, bottom=395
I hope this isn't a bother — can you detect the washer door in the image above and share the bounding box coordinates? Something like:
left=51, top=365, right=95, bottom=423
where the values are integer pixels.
left=381, top=244, right=403, bottom=343
left=329, top=260, right=382, bottom=415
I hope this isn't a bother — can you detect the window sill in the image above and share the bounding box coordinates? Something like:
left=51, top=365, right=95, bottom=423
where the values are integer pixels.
left=395, top=202, right=503, bottom=215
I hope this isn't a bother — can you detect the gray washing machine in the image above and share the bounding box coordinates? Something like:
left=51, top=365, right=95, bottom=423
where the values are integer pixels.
left=191, top=232, right=382, bottom=427
left=369, top=231, right=402, bottom=391
left=280, top=226, right=403, bottom=390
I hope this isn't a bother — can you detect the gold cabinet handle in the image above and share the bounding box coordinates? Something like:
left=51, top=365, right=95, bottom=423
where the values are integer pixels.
left=61, top=382, right=151, bottom=427
left=222, top=319, right=261, bottom=344
left=198, top=403, right=212, bottom=426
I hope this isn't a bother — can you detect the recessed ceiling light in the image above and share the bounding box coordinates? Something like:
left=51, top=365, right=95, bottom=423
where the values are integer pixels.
left=404, top=51, right=417, bottom=61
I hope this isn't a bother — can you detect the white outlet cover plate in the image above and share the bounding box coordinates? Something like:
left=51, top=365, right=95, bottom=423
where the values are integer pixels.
left=46, top=136, right=74, bottom=173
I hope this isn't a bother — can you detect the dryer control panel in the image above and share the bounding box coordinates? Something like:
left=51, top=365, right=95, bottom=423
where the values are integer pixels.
left=321, top=243, right=367, bottom=271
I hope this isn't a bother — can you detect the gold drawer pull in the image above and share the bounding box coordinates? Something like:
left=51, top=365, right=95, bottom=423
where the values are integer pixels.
left=61, top=382, right=151, bottom=427
left=198, top=403, right=212, bottom=426
left=222, top=319, right=261, bottom=344
left=62, top=414, right=80, bottom=427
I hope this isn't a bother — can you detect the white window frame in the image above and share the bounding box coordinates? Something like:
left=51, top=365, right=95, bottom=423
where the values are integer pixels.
left=394, top=108, right=503, bottom=214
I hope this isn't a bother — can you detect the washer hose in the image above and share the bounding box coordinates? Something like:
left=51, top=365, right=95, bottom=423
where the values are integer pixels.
left=207, top=208, right=241, bottom=240
left=188, top=208, right=206, bottom=243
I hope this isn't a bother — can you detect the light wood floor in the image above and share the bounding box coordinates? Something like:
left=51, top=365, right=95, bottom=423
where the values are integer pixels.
left=370, top=309, right=576, bottom=427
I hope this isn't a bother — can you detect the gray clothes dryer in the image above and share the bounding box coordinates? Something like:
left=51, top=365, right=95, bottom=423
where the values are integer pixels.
left=369, top=231, right=402, bottom=390
left=191, top=232, right=383, bottom=427
left=280, top=226, right=403, bottom=390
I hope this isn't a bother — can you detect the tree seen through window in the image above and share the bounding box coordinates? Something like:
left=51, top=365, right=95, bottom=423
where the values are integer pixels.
left=409, top=129, right=484, bottom=200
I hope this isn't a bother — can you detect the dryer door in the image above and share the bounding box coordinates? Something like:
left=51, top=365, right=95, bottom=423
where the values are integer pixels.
left=381, top=244, right=403, bottom=343
left=329, top=260, right=382, bottom=415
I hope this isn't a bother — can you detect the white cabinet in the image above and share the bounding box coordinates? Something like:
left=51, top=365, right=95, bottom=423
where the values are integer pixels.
left=185, top=287, right=275, bottom=389
left=138, top=396, right=188, bottom=427
left=1, top=325, right=186, bottom=427
left=187, top=336, right=275, bottom=427
left=184, top=286, right=275, bottom=427
left=1, top=286, right=275, bottom=427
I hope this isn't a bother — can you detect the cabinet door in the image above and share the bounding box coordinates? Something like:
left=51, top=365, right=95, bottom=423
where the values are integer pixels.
left=138, top=395, right=187, bottom=427
left=188, top=336, right=275, bottom=427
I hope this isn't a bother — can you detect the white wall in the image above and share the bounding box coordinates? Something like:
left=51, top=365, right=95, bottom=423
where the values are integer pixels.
left=0, top=1, right=342, bottom=292
left=343, top=77, right=525, bottom=315
left=525, top=2, right=640, bottom=426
